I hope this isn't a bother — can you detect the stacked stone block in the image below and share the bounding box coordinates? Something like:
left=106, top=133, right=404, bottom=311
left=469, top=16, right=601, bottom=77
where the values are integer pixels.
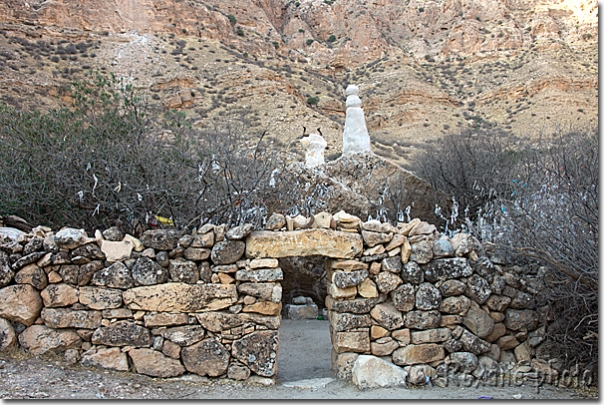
left=326, top=215, right=550, bottom=385
left=0, top=224, right=282, bottom=381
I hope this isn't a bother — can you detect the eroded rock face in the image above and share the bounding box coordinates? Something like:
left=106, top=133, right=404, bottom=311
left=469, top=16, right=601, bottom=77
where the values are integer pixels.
left=232, top=330, right=279, bottom=377
left=80, top=347, right=129, bottom=371
left=392, top=344, right=445, bottom=366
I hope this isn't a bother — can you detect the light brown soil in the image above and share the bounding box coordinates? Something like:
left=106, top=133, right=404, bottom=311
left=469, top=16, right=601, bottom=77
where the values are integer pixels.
left=0, top=319, right=596, bottom=400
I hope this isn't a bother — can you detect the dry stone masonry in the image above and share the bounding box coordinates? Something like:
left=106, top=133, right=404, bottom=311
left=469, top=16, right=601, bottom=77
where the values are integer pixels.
left=0, top=211, right=550, bottom=388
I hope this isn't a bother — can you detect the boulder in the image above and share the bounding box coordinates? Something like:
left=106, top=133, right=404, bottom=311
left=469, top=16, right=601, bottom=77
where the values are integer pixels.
left=362, top=230, right=393, bottom=248
left=0, top=284, right=42, bottom=326
left=433, top=237, right=455, bottom=258
left=79, top=286, right=123, bottom=310
left=40, top=283, right=79, bottom=308
left=228, top=363, right=252, bottom=380
left=328, top=284, right=357, bottom=299
left=80, top=346, right=130, bottom=372
left=242, top=301, right=282, bottom=316
left=19, top=325, right=81, bottom=355
left=265, top=213, right=286, bottom=231
left=14, top=264, right=47, bottom=290
left=458, top=329, right=491, bottom=355
left=246, top=229, right=363, bottom=259
left=381, top=256, right=402, bottom=273
left=450, top=233, right=480, bottom=256
left=351, top=355, right=407, bottom=389
left=181, top=338, right=230, bottom=377
left=122, top=282, right=237, bottom=312
left=393, top=344, right=445, bottom=366
left=0, top=251, right=14, bottom=287
left=91, top=320, right=151, bottom=347
left=127, top=348, right=185, bottom=378
left=54, top=228, right=91, bottom=250
left=332, top=350, right=359, bottom=379
left=357, top=278, right=379, bottom=298
left=232, top=330, right=279, bottom=377
left=184, top=247, right=211, bottom=261
left=371, top=337, right=400, bottom=356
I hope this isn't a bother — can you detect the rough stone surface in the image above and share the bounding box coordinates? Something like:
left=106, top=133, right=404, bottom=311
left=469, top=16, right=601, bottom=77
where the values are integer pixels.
left=400, top=262, right=424, bottom=284
left=131, top=257, right=168, bottom=286
left=100, top=240, right=133, bottom=262
left=235, top=268, right=284, bottom=282
left=211, top=241, right=246, bottom=265
left=357, top=277, right=379, bottom=298
left=168, top=259, right=199, bottom=284
left=374, top=271, right=402, bottom=294
left=405, top=310, right=441, bottom=330
left=232, top=330, right=279, bottom=377
left=91, top=320, right=151, bottom=347
left=160, top=325, right=205, bottom=346
left=351, top=355, right=407, bottom=389
left=371, top=337, right=400, bottom=356
left=143, top=312, right=189, bottom=328
left=54, top=228, right=91, bottom=250
left=18, top=325, right=81, bottom=355
left=439, top=279, right=467, bottom=297
left=439, top=295, right=471, bottom=315
left=242, top=301, right=282, bottom=316
left=91, top=262, right=134, bottom=289
left=0, top=284, right=42, bottom=326
left=245, top=229, right=363, bottom=259
left=362, top=230, right=393, bottom=248
left=424, top=258, right=473, bottom=282
left=331, top=269, right=368, bottom=288
left=123, top=283, right=237, bottom=312
left=40, top=283, right=79, bottom=308
left=409, top=240, right=433, bottom=264
left=41, top=308, right=102, bottom=329
left=329, top=311, right=372, bottom=332
left=140, top=229, right=181, bottom=250
left=0, top=317, right=17, bottom=350
left=15, top=264, right=48, bottom=290
left=228, top=363, right=252, bottom=380
left=181, top=338, right=230, bottom=377
left=237, top=282, right=281, bottom=303
left=415, top=282, right=442, bottom=310
left=332, top=330, right=370, bottom=353
left=393, top=344, right=445, bottom=366
left=464, top=274, right=492, bottom=304
left=504, top=309, right=539, bottom=331
left=448, top=352, right=479, bottom=373
left=325, top=296, right=380, bottom=314
left=80, top=347, right=129, bottom=371
left=370, top=303, right=404, bottom=330
left=79, top=286, right=123, bottom=310
left=196, top=312, right=280, bottom=332
left=129, top=348, right=186, bottom=378
left=462, top=301, right=495, bottom=338
left=410, top=328, right=451, bottom=344
left=226, top=224, right=254, bottom=240
left=328, top=283, right=357, bottom=299
left=458, top=329, right=492, bottom=355
left=381, top=256, right=402, bottom=273
left=332, top=350, right=359, bottom=379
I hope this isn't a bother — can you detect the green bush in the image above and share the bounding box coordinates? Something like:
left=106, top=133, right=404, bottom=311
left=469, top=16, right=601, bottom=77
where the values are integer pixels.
left=306, top=96, right=319, bottom=105
left=306, top=39, right=314, bottom=46
left=227, top=14, right=237, bottom=25
left=327, top=34, right=336, bottom=43
left=272, top=41, right=279, bottom=49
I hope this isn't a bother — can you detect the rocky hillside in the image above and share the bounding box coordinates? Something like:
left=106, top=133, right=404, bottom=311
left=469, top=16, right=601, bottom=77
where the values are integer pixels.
left=0, top=0, right=597, bottom=167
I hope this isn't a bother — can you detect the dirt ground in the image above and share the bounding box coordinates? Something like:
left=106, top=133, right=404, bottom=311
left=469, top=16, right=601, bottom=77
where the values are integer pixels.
left=0, top=319, right=597, bottom=401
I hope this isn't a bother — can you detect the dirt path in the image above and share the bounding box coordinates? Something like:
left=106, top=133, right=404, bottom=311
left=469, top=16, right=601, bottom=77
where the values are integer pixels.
left=0, top=319, right=596, bottom=400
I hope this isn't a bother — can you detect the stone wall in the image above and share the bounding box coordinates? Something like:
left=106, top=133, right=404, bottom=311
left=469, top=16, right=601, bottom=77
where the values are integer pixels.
left=0, top=210, right=551, bottom=386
